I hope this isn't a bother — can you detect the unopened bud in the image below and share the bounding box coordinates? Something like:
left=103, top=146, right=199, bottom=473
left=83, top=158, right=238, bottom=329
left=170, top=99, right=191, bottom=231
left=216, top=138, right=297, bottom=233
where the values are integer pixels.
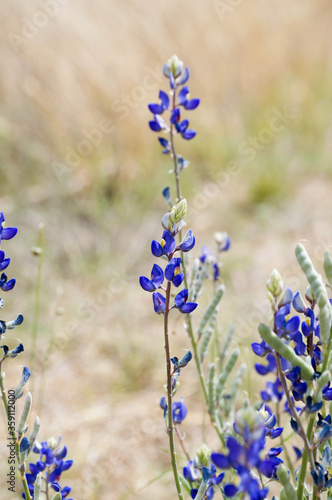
left=173, top=199, right=187, bottom=223
left=195, top=443, right=210, bottom=467
left=267, top=269, right=283, bottom=298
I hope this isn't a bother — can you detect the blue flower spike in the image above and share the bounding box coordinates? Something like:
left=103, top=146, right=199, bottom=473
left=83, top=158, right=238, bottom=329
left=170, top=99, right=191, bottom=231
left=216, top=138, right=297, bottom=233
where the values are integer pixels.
left=139, top=264, right=164, bottom=292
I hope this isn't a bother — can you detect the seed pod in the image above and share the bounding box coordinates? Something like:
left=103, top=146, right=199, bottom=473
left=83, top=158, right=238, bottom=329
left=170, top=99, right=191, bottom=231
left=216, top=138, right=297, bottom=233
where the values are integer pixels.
left=295, top=244, right=326, bottom=301
left=28, top=416, right=41, bottom=455
left=216, top=348, right=239, bottom=403
left=318, top=294, right=332, bottom=345
left=258, top=323, right=314, bottom=381
left=17, top=392, right=32, bottom=434
left=277, top=464, right=297, bottom=500
left=324, top=250, right=332, bottom=286
left=34, top=473, right=42, bottom=500
left=197, top=285, right=225, bottom=338
left=199, top=329, right=213, bottom=363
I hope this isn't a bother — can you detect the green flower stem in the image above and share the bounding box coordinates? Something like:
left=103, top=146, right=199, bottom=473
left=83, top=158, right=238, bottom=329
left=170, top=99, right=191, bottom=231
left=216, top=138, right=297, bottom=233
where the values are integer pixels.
left=297, top=414, right=316, bottom=500
left=164, top=280, right=184, bottom=500
left=0, top=361, right=33, bottom=500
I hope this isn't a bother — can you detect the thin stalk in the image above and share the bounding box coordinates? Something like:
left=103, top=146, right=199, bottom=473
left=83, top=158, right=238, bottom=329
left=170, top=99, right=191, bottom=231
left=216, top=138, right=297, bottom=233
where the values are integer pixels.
left=164, top=280, right=184, bottom=500
left=275, top=354, right=315, bottom=470
left=30, top=224, right=46, bottom=378
left=297, top=414, right=316, bottom=500
left=0, top=361, right=32, bottom=500
left=174, top=425, right=191, bottom=462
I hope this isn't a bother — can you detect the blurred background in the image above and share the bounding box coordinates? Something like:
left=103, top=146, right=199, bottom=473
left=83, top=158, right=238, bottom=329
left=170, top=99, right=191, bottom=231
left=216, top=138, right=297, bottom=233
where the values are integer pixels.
left=1, top=1, right=332, bottom=498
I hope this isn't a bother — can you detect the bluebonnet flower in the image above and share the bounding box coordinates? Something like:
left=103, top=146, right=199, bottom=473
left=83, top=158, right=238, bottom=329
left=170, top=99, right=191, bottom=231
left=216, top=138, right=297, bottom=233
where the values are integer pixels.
left=149, top=55, right=200, bottom=150
left=174, top=289, right=198, bottom=314
left=178, top=86, right=200, bottom=110
left=0, top=250, right=10, bottom=271
left=255, top=353, right=277, bottom=376
left=160, top=396, right=188, bottom=424
left=260, top=378, right=283, bottom=403
left=0, top=272, right=16, bottom=291
left=187, top=464, right=224, bottom=500
left=0, top=212, right=18, bottom=243
left=314, top=414, right=332, bottom=444
left=139, top=264, right=164, bottom=291
left=0, top=313, right=23, bottom=338
left=1, top=342, right=24, bottom=358
left=159, top=137, right=171, bottom=154
left=152, top=292, right=166, bottom=315
left=165, top=258, right=184, bottom=287
left=311, top=445, right=332, bottom=492
left=24, top=437, right=73, bottom=499
left=178, top=230, right=195, bottom=252
left=171, top=109, right=196, bottom=140
left=211, top=407, right=282, bottom=499
left=215, top=231, right=231, bottom=253
left=149, top=114, right=168, bottom=133
left=171, top=351, right=193, bottom=371
left=148, top=90, right=170, bottom=115
left=151, top=230, right=175, bottom=258
left=173, top=397, right=188, bottom=423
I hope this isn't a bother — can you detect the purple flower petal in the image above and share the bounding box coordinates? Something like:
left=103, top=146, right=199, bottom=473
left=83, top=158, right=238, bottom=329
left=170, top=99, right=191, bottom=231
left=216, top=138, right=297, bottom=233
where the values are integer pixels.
left=139, top=276, right=155, bottom=292
left=179, top=302, right=198, bottom=314
left=152, top=292, right=166, bottom=315
left=174, top=289, right=188, bottom=308
left=184, top=98, right=200, bottom=110
left=179, top=230, right=195, bottom=252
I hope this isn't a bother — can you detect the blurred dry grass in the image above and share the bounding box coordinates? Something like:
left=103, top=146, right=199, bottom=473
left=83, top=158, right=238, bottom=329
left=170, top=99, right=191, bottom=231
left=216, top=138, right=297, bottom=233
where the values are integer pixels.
left=0, top=1, right=332, bottom=498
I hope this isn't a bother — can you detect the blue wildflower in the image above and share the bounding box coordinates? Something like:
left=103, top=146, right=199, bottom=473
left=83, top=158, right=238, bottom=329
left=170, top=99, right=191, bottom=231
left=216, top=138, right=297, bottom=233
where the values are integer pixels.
left=211, top=407, right=282, bottom=499
left=178, top=86, right=200, bottom=110
left=159, top=396, right=188, bottom=424
left=152, top=292, right=166, bottom=315
left=139, top=264, right=164, bottom=292
left=0, top=250, right=10, bottom=271
left=0, top=272, right=16, bottom=292
left=1, top=343, right=24, bottom=358
left=151, top=230, right=175, bottom=258
left=149, top=114, right=168, bottom=132
left=174, top=289, right=197, bottom=314
left=159, top=137, right=171, bottom=154
left=178, top=230, right=195, bottom=252
left=165, top=258, right=184, bottom=287
left=24, top=437, right=73, bottom=499
left=0, top=212, right=18, bottom=243
left=173, top=397, right=187, bottom=423
left=148, top=90, right=170, bottom=115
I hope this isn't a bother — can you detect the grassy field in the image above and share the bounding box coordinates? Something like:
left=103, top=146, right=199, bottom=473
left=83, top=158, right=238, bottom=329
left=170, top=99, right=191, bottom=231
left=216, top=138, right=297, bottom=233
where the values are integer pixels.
left=1, top=1, right=332, bottom=498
